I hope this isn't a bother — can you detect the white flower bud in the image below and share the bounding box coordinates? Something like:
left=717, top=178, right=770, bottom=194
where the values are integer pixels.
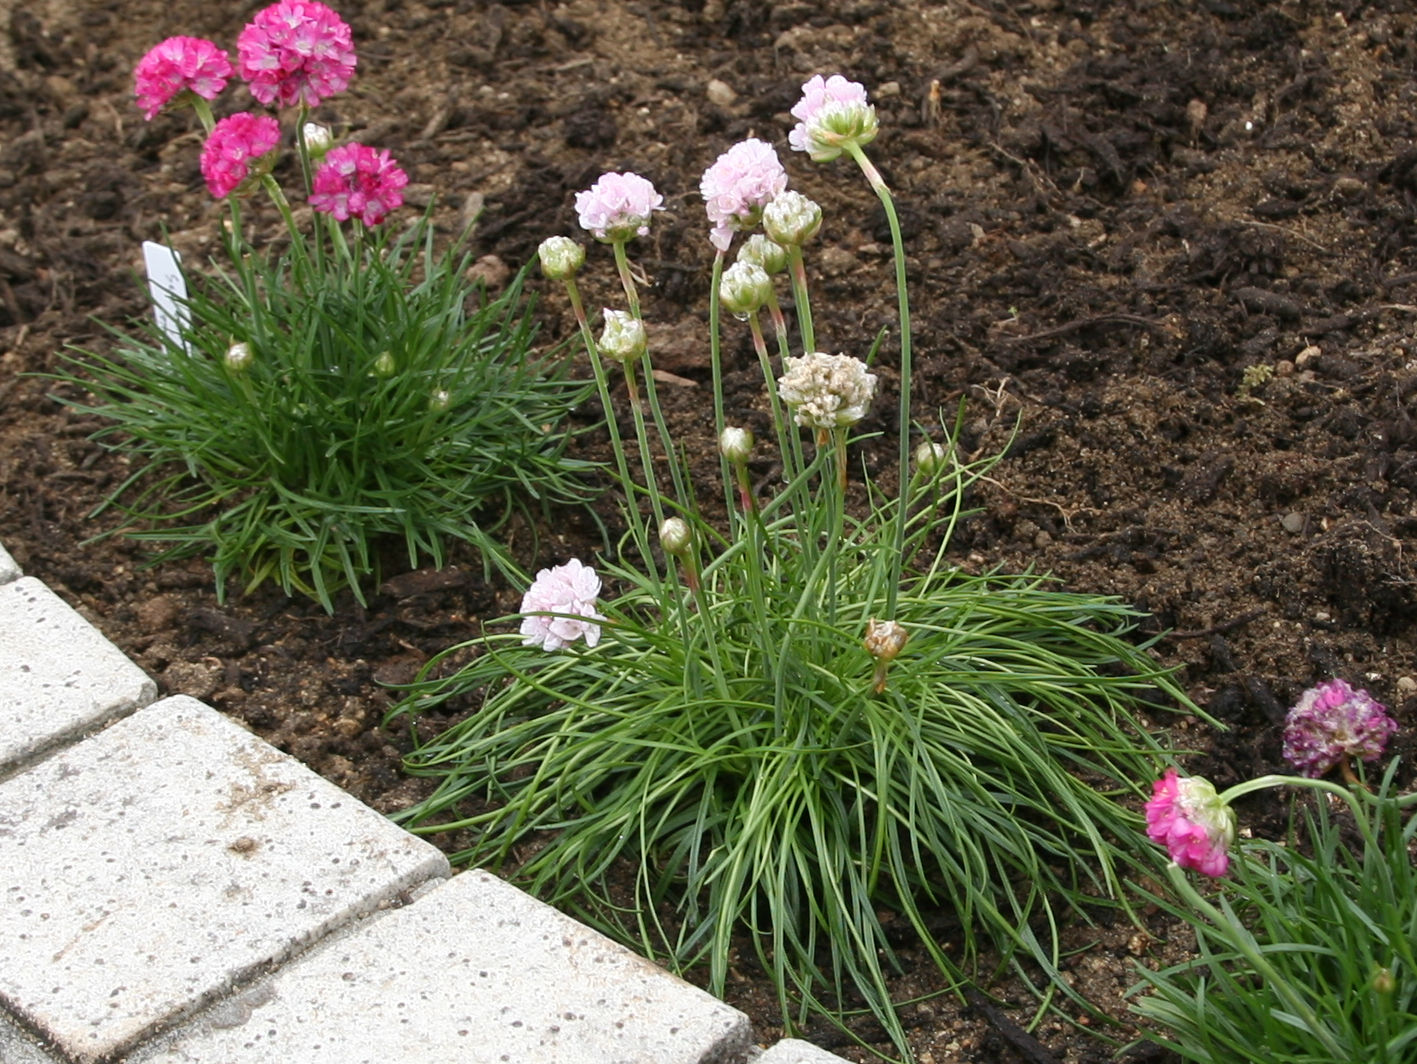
left=718, top=261, right=773, bottom=317
left=736, top=233, right=789, bottom=275
left=719, top=426, right=754, bottom=464
left=538, top=236, right=586, bottom=281
left=598, top=309, right=646, bottom=364
left=302, top=122, right=334, bottom=158
left=658, top=516, right=692, bottom=556
left=224, top=341, right=253, bottom=373
left=762, top=190, right=822, bottom=247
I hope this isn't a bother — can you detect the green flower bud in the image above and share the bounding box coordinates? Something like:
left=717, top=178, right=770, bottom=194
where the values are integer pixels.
left=762, top=190, right=822, bottom=247
left=914, top=440, right=949, bottom=475
left=736, top=234, right=789, bottom=276
left=224, top=341, right=253, bottom=373
left=538, top=236, right=586, bottom=281
left=598, top=309, right=646, bottom=364
left=372, top=351, right=396, bottom=378
left=658, top=516, right=692, bottom=556
left=302, top=122, right=334, bottom=159
left=718, top=261, right=773, bottom=317
left=429, top=389, right=451, bottom=411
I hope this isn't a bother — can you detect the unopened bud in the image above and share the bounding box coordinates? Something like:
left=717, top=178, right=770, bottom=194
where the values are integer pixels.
left=864, top=619, right=908, bottom=663
left=598, top=309, right=646, bottom=364
left=718, top=261, right=773, bottom=317
left=736, top=234, right=789, bottom=275
left=659, top=516, right=692, bottom=556
left=914, top=439, right=949, bottom=475
left=372, top=351, right=396, bottom=378
left=762, top=190, right=822, bottom=247
left=224, top=341, right=253, bottom=373
left=538, top=236, right=585, bottom=281
left=429, top=389, right=451, bottom=411
left=302, top=122, right=334, bottom=158
left=1373, top=967, right=1396, bottom=995
left=719, top=426, right=754, bottom=464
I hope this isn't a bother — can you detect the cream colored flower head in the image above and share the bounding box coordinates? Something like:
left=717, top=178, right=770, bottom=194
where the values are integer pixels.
left=777, top=352, right=877, bottom=429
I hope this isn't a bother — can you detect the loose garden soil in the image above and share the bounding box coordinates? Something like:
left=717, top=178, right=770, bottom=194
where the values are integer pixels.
left=2, top=1, right=1416, bottom=1061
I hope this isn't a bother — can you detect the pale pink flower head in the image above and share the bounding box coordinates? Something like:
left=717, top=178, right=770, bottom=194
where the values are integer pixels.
left=1145, top=769, right=1235, bottom=877
left=309, top=142, right=408, bottom=226
left=133, top=36, right=233, bottom=121
left=700, top=138, right=788, bottom=252
left=237, top=0, right=357, bottom=109
left=777, top=352, right=877, bottom=430
left=200, top=112, right=281, bottom=199
left=788, top=73, right=879, bottom=162
left=574, top=172, right=663, bottom=243
left=519, top=558, right=604, bottom=651
left=1283, top=678, right=1397, bottom=778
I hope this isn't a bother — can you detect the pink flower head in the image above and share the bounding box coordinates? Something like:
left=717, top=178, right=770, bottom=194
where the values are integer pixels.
left=200, top=112, right=281, bottom=199
left=237, top=0, right=357, bottom=109
left=133, top=36, right=232, bottom=121
left=309, top=142, right=408, bottom=226
left=700, top=139, right=789, bottom=252
left=574, top=172, right=664, bottom=243
left=1283, top=678, right=1397, bottom=778
left=1145, top=769, right=1235, bottom=877
left=788, top=73, right=879, bottom=162
left=519, top=558, right=604, bottom=651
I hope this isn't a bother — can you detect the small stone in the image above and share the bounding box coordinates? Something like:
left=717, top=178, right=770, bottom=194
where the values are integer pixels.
left=465, top=254, right=510, bottom=290
left=1295, top=344, right=1321, bottom=367
left=1396, top=676, right=1416, bottom=697
left=876, top=80, right=901, bottom=98
left=705, top=78, right=736, bottom=106
left=135, top=594, right=180, bottom=631
left=1280, top=512, right=1307, bottom=534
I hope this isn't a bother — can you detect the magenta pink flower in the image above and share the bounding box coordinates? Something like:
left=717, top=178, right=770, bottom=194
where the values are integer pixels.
left=237, top=0, right=356, bottom=109
left=1145, top=769, right=1235, bottom=877
left=200, top=113, right=281, bottom=199
left=574, top=172, right=664, bottom=242
left=308, top=142, right=407, bottom=225
left=788, top=73, right=879, bottom=162
left=700, top=139, right=788, bottom=252
left=1283, top=678, right=1397, bottom=778
left=133, top=36, right=232, bottom=121
left=519, top=558, right=604, bottom=651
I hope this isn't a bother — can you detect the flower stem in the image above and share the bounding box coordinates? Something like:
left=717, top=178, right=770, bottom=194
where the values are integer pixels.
left=848, top=143, right=912, bottom=617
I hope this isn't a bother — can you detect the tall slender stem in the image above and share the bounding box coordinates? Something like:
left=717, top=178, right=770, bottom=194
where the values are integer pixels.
left=848, top=144, right=912, bottom=617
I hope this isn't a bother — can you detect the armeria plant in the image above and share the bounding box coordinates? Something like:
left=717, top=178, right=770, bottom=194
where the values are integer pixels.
left=1131, top=680, right=1413, bottom=1063
left=56, top=4, right=594, bottom=609
left=390, top=74, right=1199, bottom=1054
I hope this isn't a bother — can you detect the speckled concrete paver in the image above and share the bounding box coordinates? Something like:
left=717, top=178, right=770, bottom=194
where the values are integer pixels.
left=0, top=576, right=157, bottom=775
left=131, top=869, right=754, bottom=1064
left=0, top=695, right=449, bottom=1064
left=0, top=542, right=19, bottom=584
left=754, top=1038, right=854, bottom=1063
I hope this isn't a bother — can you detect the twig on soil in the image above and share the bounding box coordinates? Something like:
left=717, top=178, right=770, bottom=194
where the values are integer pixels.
left=964, top=989, right=1065, bottom=1064
left=1162, top=608, right=1265, bottom=641
left=996, top=313, right=1169, bottom=344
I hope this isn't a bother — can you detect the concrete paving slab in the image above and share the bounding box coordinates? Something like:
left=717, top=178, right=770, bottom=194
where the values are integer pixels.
left=754, top=1038, right=856, bottom=1063
left=0, top=576, right=156, bottom=775
left=133, top=868, right=753, bottom=1064
left=0, top=696, right=449, bottom=1064
left=0, top=1013, right=63, bottom=1064
left=0, top=541, right=19, bottom=584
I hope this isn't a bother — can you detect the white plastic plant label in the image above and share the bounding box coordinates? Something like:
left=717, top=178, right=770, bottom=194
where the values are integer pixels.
left=142, top=240, right=191, bottom=354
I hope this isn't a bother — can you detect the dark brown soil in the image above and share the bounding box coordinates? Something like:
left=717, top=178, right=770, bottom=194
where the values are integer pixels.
left=3, top=1, right=1416, bottom=1061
